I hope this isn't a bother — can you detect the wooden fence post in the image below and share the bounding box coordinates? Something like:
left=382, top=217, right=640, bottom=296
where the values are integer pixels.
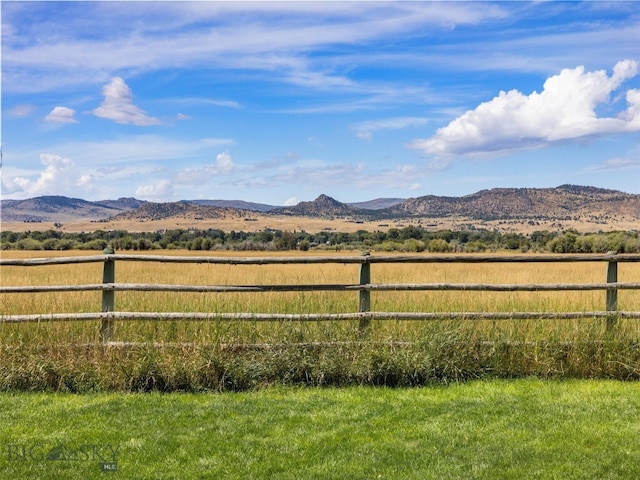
left=358, top=252, right=371, bottom=336
left=101, top=245, right=115, bottom=342
left=606, top=251, right=618, bottom=331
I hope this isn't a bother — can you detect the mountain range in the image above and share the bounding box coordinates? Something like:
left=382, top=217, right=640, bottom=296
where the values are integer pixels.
left=1, top=185, right=639, bottom=230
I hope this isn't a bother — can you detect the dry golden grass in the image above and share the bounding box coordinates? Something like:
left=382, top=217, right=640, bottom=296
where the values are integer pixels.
left=3, top=211, right=639, bottom=234
left=2, top=250, right=639, bottom=346
left=3, top=250, right=640, bottom=390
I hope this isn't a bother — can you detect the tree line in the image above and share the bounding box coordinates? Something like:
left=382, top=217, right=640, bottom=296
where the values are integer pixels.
left=1, top=227, right=639, bottom=254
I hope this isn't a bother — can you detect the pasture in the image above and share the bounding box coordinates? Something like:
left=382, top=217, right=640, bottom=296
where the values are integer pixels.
left=1, top=250, right=640, bottom=390
left=2, top=251, right=640, bottom=478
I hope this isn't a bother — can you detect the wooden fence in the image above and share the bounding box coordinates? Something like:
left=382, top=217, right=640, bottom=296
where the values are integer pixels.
left=2, top=249, right=640, bottom=342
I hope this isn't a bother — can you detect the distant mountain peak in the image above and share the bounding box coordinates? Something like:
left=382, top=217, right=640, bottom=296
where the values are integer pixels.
left=274, top=193, right=356, bottom=217
left=2, top=185, right=638, bottom=229
left=311, top=194, right=343, bottom=206
left=315, top=193, right=335, bottom=201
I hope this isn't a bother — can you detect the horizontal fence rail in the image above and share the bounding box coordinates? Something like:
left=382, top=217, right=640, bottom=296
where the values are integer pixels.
left=4, top=312, right=640, bottom=326
left=2, top=251, right=640, bottom=342
left=3, top=282, right=640, bottom=294
left=4, top=253, right=640, bottom=266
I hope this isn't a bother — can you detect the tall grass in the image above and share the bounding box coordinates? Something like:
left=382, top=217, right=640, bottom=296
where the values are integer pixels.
left=1, top=250, right=640, bottom=390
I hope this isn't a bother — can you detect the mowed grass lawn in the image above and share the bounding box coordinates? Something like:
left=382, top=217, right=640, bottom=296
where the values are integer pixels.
left=2, top=379, right=640, bottom=479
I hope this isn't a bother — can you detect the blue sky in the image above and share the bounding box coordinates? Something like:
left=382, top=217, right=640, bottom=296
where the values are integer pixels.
left=1, top=1, right=639, bottom=205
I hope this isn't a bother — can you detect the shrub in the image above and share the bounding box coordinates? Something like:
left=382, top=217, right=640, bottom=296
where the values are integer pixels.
left=42, top=238, right=59, bottom=250
left=79, top=239, right=108, bottom=250
left=427, top=238, right=450, bottom=252
left=464, top=240, right=487, bottom=252
left=298, top=240, right=310, bottom=251
left=402, top=239, right=425, bottom=252
left=16, top=238, right=43, bottom=250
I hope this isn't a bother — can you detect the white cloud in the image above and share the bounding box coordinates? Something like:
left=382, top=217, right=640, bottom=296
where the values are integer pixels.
left=357, top=132, right=373, bottom=142
left=173, top=151, right=235, bottom=185
left=215, top=152, right=234, bottom=174
left=621, top=88, right=640, bottom=128
left=91, top=77, right=160, bottom=126
left=237, top=157, right=422, bottom=193
left=352, top=117, right=429, bottom=141
left=9, top=104, right=35, bottom=117
left=44, top=106, right=77, bottom=123
left=77, top=174, right=94, bottom=186
left=1, top=177, right=21, bottom=195
left=1, top=136, right=237, bottom=199
left=135, top=179, right=173, bottom=199
left=283, top=197, right=298, bottom=206
left=2, top=2, right=505, bottom=95
left=170, top=97, right=241, bottom=109
left=589, top=157, right=640, bottom=171
left=9, top=153, right=75, bottom=196
left=47, top=135, right=234, bottom=167
left=409, top=60, right=640, bottom=162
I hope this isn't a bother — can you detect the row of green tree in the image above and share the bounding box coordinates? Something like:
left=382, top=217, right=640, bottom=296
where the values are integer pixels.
left=2, top=227, right=639, bottom=254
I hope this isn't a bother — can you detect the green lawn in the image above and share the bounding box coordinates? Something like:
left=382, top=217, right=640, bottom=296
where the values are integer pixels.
left=2, top=379, right=640, bottom=479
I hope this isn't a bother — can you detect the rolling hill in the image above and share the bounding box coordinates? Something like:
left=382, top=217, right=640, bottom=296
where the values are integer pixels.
left=2, top=185, right=639, bottom=232
left=0, top=196, right=141, bottom=223
left=186, top=199, right=278, bottom=212
left=105, top=201, right=243, bottom=222
left=385, top=185, right=640, bottom=222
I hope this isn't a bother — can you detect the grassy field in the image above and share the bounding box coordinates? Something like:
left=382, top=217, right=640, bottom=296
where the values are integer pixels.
left=2, top=251, right=640, bottom=478
left=2, top=250, right=640, bottom=389
left=2, top=379, right=640, bottom=479
left=4, top=208, right=640, bottom=234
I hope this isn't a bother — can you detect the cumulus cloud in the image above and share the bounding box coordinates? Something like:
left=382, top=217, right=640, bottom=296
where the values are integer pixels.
left=173, top=151, right=235, bottom=185
left=9, top=153, right=75, bottom=196
left=77, top=174, right=94, bottom=186
left=621, top=88, right=640, bottom=128
left=44, top=106, right=77, bottom=123
left=352, top=117, right=429, bottom=141
left=409, top=60, right=640, bottom=163
left=283, top=197, right=298, bottom=206
left=215, top=152, right=234, bottom=173
left=135, top=179, right=173, bottom=199
left=91, top=77, right=160, bottom=126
